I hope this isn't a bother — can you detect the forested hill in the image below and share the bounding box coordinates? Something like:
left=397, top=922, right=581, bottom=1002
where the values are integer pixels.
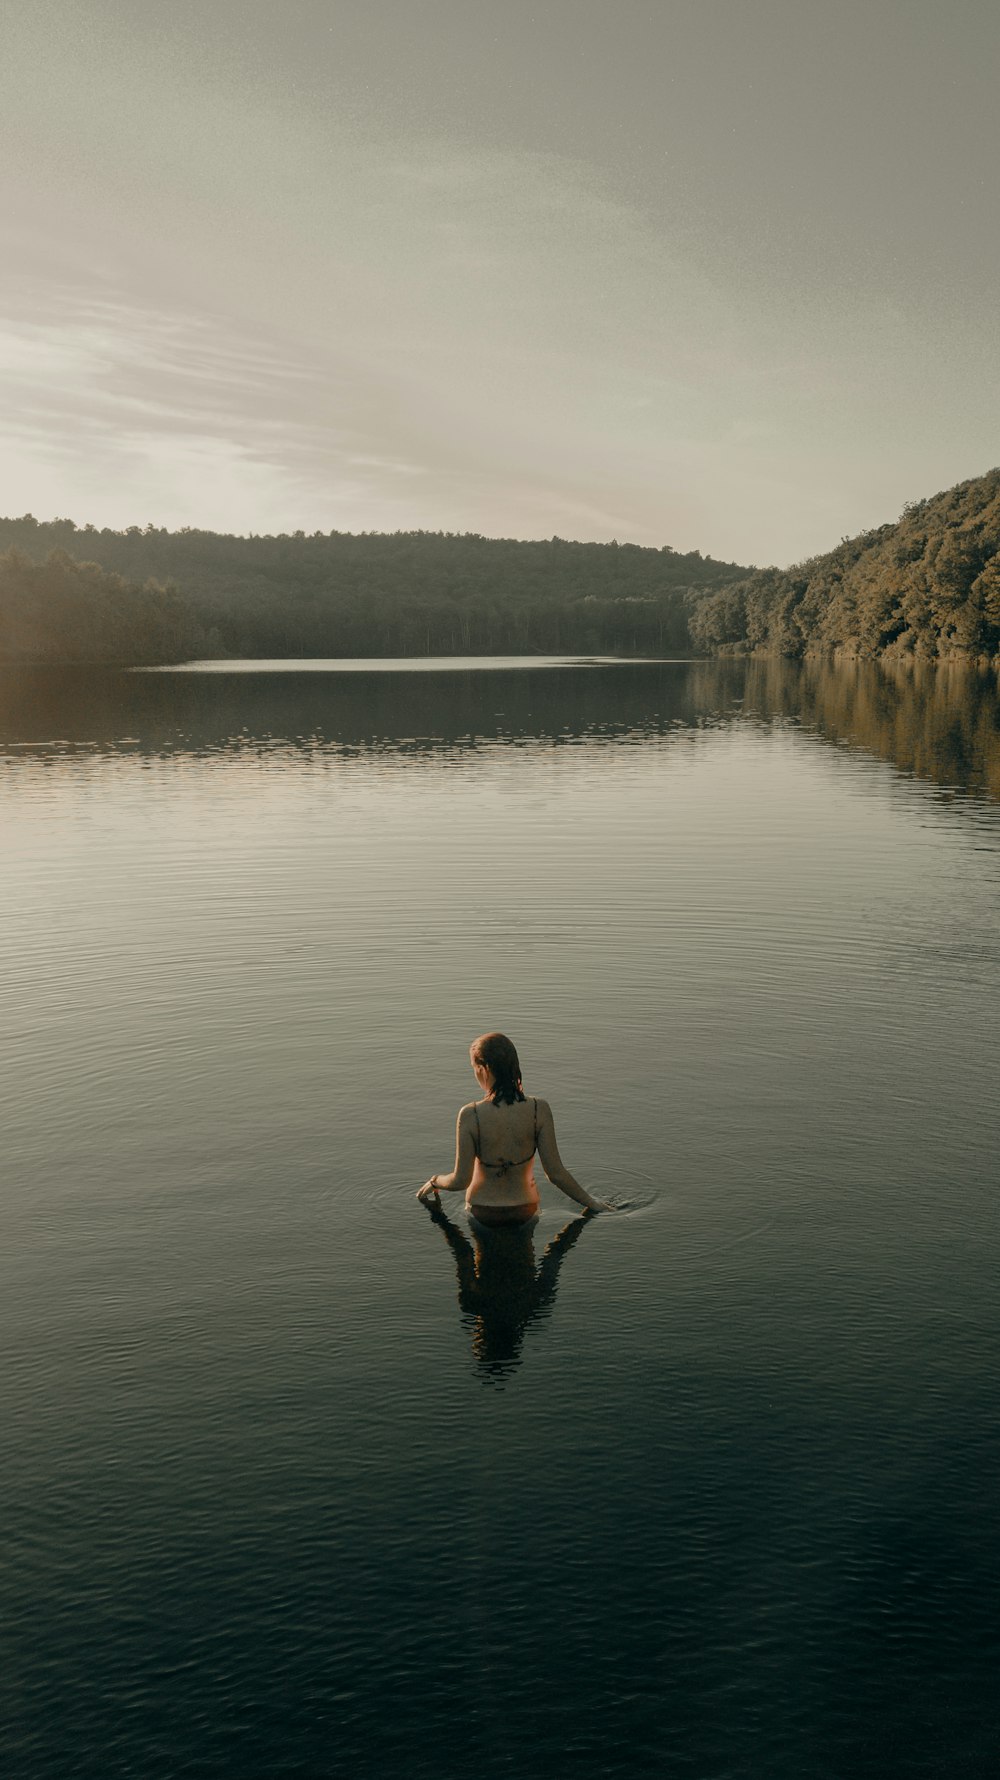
left=0, top=518, right=749, bottom=664
left=0, top=550, right=214, bottom=668
left=690, top=469, right=1000, bottom=665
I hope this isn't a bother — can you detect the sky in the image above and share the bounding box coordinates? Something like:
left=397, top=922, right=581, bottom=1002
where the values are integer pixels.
left=2, top=0, right=999, bottom=566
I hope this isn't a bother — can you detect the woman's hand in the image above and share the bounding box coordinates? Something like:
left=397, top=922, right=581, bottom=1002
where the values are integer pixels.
left=416, top=1179, right=442, bottom=1204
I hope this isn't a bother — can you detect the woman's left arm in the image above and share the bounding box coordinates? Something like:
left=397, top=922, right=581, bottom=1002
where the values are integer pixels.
left=417, top=1104, right=477, bottom=1202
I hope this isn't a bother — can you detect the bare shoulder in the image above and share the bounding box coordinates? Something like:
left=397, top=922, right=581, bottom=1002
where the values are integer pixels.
left=457, top=1101, right=478, bottom=1122
left=534, top=1096, right=554, bottom=1122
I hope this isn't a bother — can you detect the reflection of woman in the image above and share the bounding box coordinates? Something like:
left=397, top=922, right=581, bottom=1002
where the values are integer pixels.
left=427, top=1201, right=593, bottom=1377
left=416, top=1032, right=611, bottom=1223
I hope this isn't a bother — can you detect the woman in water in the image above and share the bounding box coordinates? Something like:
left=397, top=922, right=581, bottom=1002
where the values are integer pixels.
left=416, top=1032, right=611, bottom=1223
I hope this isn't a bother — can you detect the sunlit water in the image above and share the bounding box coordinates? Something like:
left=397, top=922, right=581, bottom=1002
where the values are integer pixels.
left=2, top=658, right=999, bottom=1780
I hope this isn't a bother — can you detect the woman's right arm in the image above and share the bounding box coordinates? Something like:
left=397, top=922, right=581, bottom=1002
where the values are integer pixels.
left=416, top=1103, right=477, bottom=1202
left=535, top=1099, right=610, bottom=1212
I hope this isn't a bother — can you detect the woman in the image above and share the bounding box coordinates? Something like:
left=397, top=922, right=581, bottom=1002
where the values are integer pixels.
left=416, top=1032, right=611, bottom=1223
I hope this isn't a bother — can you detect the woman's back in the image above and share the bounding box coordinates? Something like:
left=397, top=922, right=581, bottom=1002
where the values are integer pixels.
left=467, top=1094, right=540, bottom=1220
left=473, top=1094, right=539, bottom=1175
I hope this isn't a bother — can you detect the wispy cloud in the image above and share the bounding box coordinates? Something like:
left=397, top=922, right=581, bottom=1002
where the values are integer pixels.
left=0, top=294, right=429, bottom=531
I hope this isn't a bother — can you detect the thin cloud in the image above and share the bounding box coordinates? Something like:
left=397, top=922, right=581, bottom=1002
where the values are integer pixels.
left=0, top=295, right=426, bottom=532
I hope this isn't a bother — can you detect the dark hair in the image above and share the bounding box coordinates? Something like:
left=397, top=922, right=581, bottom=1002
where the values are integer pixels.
left=470, top=1032, right=526, bottom=1105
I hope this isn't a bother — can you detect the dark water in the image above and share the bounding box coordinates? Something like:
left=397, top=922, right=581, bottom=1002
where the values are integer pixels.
left=2, top=656, right=999, bottom=1780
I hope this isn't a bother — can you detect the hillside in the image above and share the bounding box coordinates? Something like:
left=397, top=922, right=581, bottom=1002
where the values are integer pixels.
left=0, top=549, right=213, bottom=667
left=690, top=469, right=1000, bottom=664
left=0, top=519, right=750, bottom=663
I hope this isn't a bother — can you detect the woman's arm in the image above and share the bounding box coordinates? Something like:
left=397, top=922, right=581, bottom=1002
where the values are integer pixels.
left=534, top=1099, right=611, bottom=1212
left=416, top=1103, right=477, bottom=1202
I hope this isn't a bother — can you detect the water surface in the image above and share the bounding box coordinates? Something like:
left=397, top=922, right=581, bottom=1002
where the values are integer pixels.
left=2, top=657, right=999, bottom=1779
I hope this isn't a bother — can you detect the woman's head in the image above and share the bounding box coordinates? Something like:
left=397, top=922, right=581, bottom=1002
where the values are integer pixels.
left=470, top=1032, right=525, bottom=1105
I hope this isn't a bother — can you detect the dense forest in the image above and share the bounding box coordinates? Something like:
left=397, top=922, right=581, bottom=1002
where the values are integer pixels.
left=691, top=469, right=1000, bottom=665
left=5, top=470, right=1000, bottom=667
left=0, top=549, right=215, bottom=667
left=0, top=518, right=747, bottom=665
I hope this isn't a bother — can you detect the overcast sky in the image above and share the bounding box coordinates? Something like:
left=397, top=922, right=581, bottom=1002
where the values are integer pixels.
left=2, top=0, right=998, bottom=564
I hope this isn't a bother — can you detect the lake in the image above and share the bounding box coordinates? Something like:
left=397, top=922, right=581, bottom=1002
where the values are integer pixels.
left=2, top=656, right=999, bottom=1780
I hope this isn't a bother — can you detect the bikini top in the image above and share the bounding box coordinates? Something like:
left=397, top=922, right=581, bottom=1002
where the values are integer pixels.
left=473, top=1097, right=539, bottom=1174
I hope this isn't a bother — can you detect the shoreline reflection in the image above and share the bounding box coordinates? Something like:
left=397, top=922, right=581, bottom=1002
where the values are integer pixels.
left=1, top=657, right=998, bottom=801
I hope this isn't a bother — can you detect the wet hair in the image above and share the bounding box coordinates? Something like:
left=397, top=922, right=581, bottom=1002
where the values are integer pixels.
left=470, top=1032, right=526, bottom=1105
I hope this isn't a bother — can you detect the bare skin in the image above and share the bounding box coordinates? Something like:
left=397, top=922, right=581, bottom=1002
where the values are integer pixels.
left=416, top=1059, right=613, bottom=1216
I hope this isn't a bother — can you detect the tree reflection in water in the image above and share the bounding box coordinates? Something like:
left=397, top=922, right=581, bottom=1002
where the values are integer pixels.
left=427, top=1203, right=594, bottom=1384
left=3, top=655, right=998, bottom=798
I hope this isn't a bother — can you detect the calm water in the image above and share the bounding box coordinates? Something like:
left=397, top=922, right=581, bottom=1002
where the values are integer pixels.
left=2, top=657, right=999, bottom=1780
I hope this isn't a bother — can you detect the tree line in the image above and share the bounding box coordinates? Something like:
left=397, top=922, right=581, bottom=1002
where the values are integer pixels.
left=0, top=518, right=749, bottom=665
left=7, top=471, right=999, bottom=668
left=0, top=548, right=215, bottom=667
left=690, top=469, right=1000, bottom=665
